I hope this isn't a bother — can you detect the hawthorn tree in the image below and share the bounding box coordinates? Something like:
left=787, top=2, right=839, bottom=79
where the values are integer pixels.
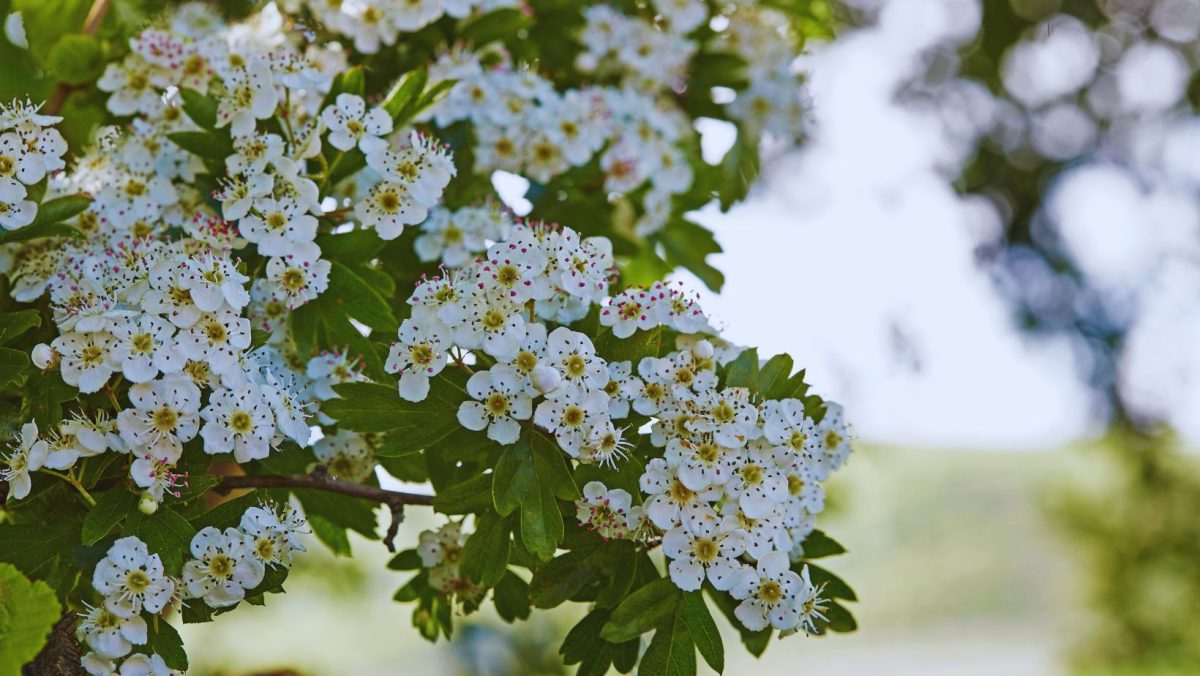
left=0, top=1, right=858, bottom=674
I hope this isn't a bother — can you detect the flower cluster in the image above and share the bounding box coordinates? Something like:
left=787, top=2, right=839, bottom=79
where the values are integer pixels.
left=393, top=220, right=851, bottom=635
left=76, top=536, right=176, bottom=674
left=182, top=503, right=307, bottom=608
left=0, top=99, right=67, bottom=230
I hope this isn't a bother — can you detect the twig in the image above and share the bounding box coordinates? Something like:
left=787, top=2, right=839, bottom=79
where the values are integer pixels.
left=44, top=0, right=114, bottom=115
left=215, top=473, right=434, bottom=552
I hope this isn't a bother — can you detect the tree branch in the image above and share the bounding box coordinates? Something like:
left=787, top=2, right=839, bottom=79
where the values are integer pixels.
left=215, top=473, right=434, bottom=552
left=44, top=0, right=113, bottom=115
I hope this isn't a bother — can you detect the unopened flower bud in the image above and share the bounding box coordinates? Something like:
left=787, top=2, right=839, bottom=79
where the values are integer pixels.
left=692, top=340, right=714, bottom=360
left=31, top=343, right=56, bottom=370
left=531, top=364, right=561, bottom=394
left=138, top=492, right=159, bottom=515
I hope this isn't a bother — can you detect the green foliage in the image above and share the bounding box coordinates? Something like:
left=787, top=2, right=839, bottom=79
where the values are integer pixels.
left=0, top=563, right=61, bottom=675
left=45, top=34, right=102, bottom=85
left=491, top=431, right=578, bottom=560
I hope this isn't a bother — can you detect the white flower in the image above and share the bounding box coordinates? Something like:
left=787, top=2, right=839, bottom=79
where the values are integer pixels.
left=179, top=253, right=250, bottom=313
left=457, top=365, right=532, bottom=445
left=665, top=435, right=737, bottom=491
left=725, top=443, right=789, bottom=519
left=552, top=227, right=612, bottom=302
left=793, top=565, right=830, bottom=635
left=638, top=455, right=717, bottom=530
left=366, top=132, right=455, bottom=206
left=355, top=181, right=427, bottom=240
left=4, top=11, right=27, bottom=49
left=478, top=235, right=551, bottom=303
left=691, top=387, right=758, bottom=449
left=0, top=178, right=35, bottom=230
left=313, top=429, right=375, bottom=481
left=177, top=309, right=252, bottom=377
left=92, top=536, right=175, bottom=619
left=417, top=522, right=466, bottom=593
left=2, top=421, right=48, bottom=500
left=602, top=360, right=642, bottom=419
left=200, top=384, right=275, bottom=462
left=761, top=399, right=820, bottom=457
left=53, top=331, right=120, bottom=394
left=533, top=387, right=609, bottom=456
left=239, top=195, right=319, bottom=257
left=182, top=526, right=265, bottom=608
left=97, top=54, right=169, bottom=117
left=408, top=273, right=468, bottom=327
left=240, top=503, right=307, bottom=567
left=216, top=60, right=278, bottom=136
left=543, top=327, right=607, bottom=397
left=663, top=511, right=747, bottom=592
left=385, top=318, right=451, bottom=402
left=110, top=314, right=183, bottom=383
left=265, top=251, right=331, bottom=308
left=731, top=552, right=804, bottom=632
left=600, top=287, right=663, bottom=339
left=260, top=376, right=311, bottom=445
left=321, top=93, right=393, bottom=154
left=117, top=375, right=202, bottom=462
left=130, top=455, right=186, bottom=502
left=306, top=348, right=365, bottom=400
left=116, top=652, right=173, bottom=676
left=574, top=481, right=634, bottom=540
left=454, top=289, right=527, bottom=358
left=75, top=604, right=146, bottom=659
left=812, top=402, right=852, bottom=481
left=0, top=131, right=44, bottom=184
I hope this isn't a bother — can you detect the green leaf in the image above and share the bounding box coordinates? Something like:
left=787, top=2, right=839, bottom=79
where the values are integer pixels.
left=601, top=578, right=680, bottom=643
left=308, top=513, right=352, bottom=556
left=0, top=562, right=61, bottom=675
left=723, top=348, right=759, bottom=390
left=147, top=619, right=188, bottom=671
left=179, top=88, right=217, bottom=129
left=0, top=347, right=29, bottom=386
left=461, top=511, right=509, bottom=587
left=825, top=601, right=858, bottom=633
left=81, top=487, right=138, bottom=546
left=411, top=79, right=458, bottom=120
left=23, top=371, right=75, bottom=428
left=660, top=217, right=724, bottom=292
left=387, top=549, right=422, bottom=570
left=596, top=325, right=663, bottom=363
left=491, top=431, right=577, bottom=560
left=0, top=522, right=79, bottom=578
left=798, top=529, right=846, bottom=559
left=327, top=260, right=396, bottom=332
left=561, top=609, right=611, bottom=666
left=37, top=186, right=84, bottom=222
left=316, top=228, right=387, bottom=262
left=190, top=492, right=259, bottom=531
left=0, top=221, right=83, bottom=245
left=433, top=473, right=495, bottom=515
left=168, top=131, right=233, bottom=160
left=706, top=587, right=771, bottom=657
left=803, top=563, right=857, bottom=601
left=0, top=309, right=40, bottom=345
left=123, top=508, right=196, bottom=576
left=493, top=571, right=531, bottom=622
left=529, top=549, right=601, bottom=609
left=382, top=67, right=428, bottom=119
left=680, top=592, right=722, bottom=673
left=325, top=371, right=463, bottom=435
left=756, top=354, right=793, bottom=399
left=459, top=8, right=530, bottom=46
left=639, top=601, right=696, bottom=676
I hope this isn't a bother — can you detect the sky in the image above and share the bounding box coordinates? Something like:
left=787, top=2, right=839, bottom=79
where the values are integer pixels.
left=680, top=0, right=1099, bottom=450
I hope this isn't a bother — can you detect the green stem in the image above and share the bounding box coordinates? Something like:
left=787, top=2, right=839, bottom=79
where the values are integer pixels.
left=40, top=469, right=97, bottom=507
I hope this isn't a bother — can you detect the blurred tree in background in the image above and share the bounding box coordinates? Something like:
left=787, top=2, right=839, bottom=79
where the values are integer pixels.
left=876, top=0, right=1200, bottom=671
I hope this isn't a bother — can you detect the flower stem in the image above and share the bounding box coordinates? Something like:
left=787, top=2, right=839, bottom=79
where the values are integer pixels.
left=40, top=469, right=97, bottom=507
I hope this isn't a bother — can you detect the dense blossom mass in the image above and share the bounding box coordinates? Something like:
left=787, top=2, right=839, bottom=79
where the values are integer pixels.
left=0, top=1, right=845, bottom=673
